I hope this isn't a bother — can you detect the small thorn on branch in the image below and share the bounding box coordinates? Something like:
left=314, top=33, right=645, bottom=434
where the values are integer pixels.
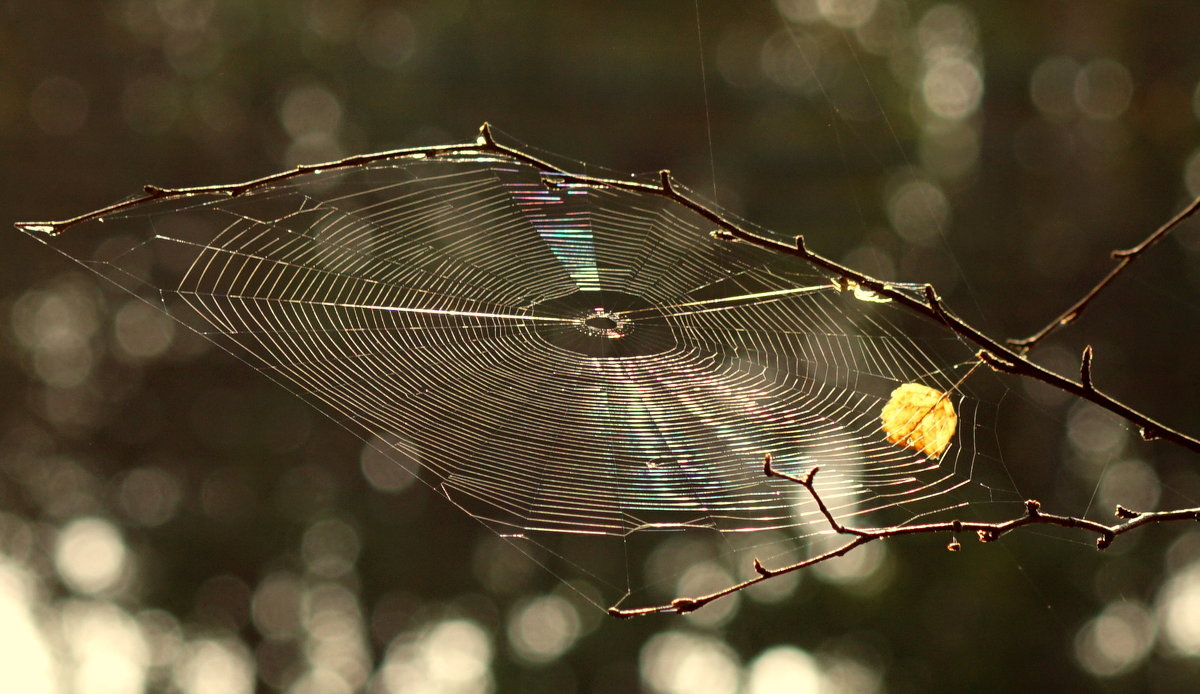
left=795, top=235, right=808, bottom=254
left=612, top=467, right=1200, bottom=616
left=709, top=229, right=736, bottom=241
left=1139, top=426, right=1162, bottom=441
left=476, top=122, right=495, bottom=146
left=1115, top=505, right=1140, bottom=520
left=923, top=284, right=949, bottom=323
left=763, top=452, right=773, bottom=477
left=144, top=184, right=165, bottom=195
left=1081, top=345, right=1095, bottom=391
left=659, top=170, right=674, bottom=194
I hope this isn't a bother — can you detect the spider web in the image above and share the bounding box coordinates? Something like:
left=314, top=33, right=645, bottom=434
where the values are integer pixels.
left=18, top=143, right=1011, bottom=611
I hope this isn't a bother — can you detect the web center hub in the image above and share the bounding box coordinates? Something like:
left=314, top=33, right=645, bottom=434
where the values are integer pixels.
left=578, top=309, right=632, bottom=339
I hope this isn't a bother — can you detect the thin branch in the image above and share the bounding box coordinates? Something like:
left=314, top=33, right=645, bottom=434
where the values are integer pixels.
left=17, top=123, right=1200, bottom=618
left=608, top=457, right=1200, bottom=618
left=17, top=123, right=1200, bottom=456
left=497, top=146, right=1200, bottom=452
left=529, top=166, right=1200, bottom=453
left=708, top=232, right=1200, bottom=453
left=14, top=127, right=517, bottom=236
left=1009, top=193, right=1200, bottom=351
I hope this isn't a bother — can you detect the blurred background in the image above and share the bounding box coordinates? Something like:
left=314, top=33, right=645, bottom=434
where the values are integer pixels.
left=4, top=0, right=1200, bottom=692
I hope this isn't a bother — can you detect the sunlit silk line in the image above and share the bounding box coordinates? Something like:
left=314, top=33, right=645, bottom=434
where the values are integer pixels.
left=620, top=285, right=833, bottom=319
left=509, top=181, right=601, bottom=292
left=176, top=291, right=574, bottom=324
left=316, top=301, right=573, bottom=323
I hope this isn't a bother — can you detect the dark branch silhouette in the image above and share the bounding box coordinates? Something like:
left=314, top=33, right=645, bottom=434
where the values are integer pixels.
left=1008, top=193, right=1200, bottom=351
left=607, top=456, right=1200, bottom=618
left=17, top=123, right=1200, bottom=617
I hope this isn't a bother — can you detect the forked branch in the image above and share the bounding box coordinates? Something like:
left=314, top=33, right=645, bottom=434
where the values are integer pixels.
left=488, top=126, right=1199, bottom=452
left=710, top=232, right=1200, bottom=453
left=1009, top=193, right=1200, bottom=351
left=17, top=124, right=1200, bottom=448
left=15, top=123, right=1200, bottom=618
left=17, top=121, right=1199, bottom=445
left=607, top=455, right=1200, bottom=618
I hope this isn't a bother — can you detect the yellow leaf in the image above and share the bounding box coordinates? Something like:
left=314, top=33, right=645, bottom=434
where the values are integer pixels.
left=880, top=383, right=957, bottom=458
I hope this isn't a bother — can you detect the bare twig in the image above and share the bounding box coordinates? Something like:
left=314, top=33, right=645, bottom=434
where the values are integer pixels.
left=607, top=456, right=1200, bottom=618
left=514, top=156, right=1200, bottom=454
left=17, top=123, right=1200, bottom=455
left=16, top=123, right=1200, bottom=618
left=499, top=137, right=1200, bottom=452
left=1009, top=193, right=1200, bottom=351
left=14, top=141, right=500, bottom=237
left=700, top=231, right=1200, bottom=453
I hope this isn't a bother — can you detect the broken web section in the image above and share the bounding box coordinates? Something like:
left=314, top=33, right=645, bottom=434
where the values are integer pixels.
left=22, top=148, right=1009, bottom=611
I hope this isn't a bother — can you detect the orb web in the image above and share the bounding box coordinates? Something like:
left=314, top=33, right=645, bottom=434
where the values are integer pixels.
left=19, top=142, right=1006, bottom=611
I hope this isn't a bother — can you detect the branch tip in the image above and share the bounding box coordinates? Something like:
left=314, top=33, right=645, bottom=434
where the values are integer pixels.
left=763, top=452, right=773, bottom=476
left=16, top=222, right=59, bottom=236
left=1081, top=345, right=1095, bottom=391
